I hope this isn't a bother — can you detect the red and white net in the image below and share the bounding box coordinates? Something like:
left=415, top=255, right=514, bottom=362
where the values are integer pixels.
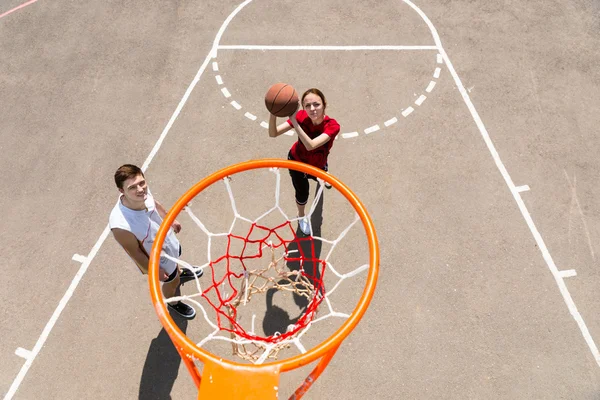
left=161, top=167, right=368, bottom=364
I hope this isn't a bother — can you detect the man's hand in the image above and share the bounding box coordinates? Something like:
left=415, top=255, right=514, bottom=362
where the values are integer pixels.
left=159, top=268, right=170, bottom=281
left=172, top=219, right=182, bottom=233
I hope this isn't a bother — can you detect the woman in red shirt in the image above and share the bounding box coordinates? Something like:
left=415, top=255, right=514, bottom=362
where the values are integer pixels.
left=268, top=88, right=340, bottom=235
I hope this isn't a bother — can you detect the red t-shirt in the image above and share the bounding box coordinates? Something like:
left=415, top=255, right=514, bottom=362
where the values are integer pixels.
left=287, top=110, right=340, bottom=169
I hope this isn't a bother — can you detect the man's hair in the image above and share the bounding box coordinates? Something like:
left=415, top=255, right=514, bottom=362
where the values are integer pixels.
left=114, top=164, right=144, bottom=189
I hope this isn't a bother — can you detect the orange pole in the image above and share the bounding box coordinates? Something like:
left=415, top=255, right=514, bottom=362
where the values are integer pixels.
left=289, top=344, right=341, bottom=400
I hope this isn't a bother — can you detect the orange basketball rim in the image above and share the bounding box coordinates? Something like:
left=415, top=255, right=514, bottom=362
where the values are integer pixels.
left=149, top=159, right=379, bottom=399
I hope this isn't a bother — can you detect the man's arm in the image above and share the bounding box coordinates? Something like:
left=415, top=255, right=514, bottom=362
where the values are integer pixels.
left=155, top=199, right=181, bottom=233
left=111, top=228, right=150, bottom=274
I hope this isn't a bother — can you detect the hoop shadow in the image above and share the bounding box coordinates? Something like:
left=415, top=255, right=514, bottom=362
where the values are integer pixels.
left=263, top=184, right=325, bottom=336
left=139, top=297, right=190, bottom=399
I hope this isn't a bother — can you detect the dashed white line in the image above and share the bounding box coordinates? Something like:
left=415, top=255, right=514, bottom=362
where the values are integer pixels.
left=433, top=67, right=441, bottom=79
left=230, top=101, right=241, bottom=110
left=559, top=269, right=578, bottom=278
left=341, top=132, right=359, bottom=139
left=212, top=61, right=219, bottom=71
left=515, top=185, right=530, bottom=193
left=402, top=107, right=414, bottom=117
left=384, top=117, right=398, bottom=127
left=437, top=53, right=443, bottom=64
left=415, top=95, right=427, bottom=106
left=244, top=112, right=257, bottom=120
left=426, top=81, right=436, bottom=93
left=260, top=121, right=269, bottom=129
left=215, top=75, right=223, bottom=85
left=364, top=125, right=380, bottom=134
left=221, top=87, right=231, bottom=98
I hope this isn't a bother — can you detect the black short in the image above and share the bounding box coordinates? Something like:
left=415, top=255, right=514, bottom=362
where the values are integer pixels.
left=288, top=152, right=328, bottom=205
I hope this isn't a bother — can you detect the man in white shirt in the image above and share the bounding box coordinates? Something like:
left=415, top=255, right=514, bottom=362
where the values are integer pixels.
left=109, top=164, right=201, bottom=319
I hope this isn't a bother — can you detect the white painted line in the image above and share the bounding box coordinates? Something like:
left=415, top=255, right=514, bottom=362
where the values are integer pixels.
left=437, top=53, right=443, bottom=64
left=230, top=101, right=242, bottom=110
left=384, top=117, right=398, bottom=127
left=14, top=348, right=31, bottom=360
left=515, top=185, right=530, bottom=193
left=415, top=95, right=427, bottom=106
left=559, top=269, right=577, bottom=278
left=426, top=81, right=436, bottom=93
left=260, top=121, right=269, bottom=129
left=217, top=45, right=438, bottom=51
left=433, top=67, right=441, bottom=78
left=364, top=125, right=380, bottom=134
left=215, top=75, right=223, bottom=85
left=221, top=87, right=231, bottom=98
left=402, top=107, right=414, bottom=117
left=71, top=254, right=87, bottom=263
left=4, top=1, right=257, bottom=398
left=244, top=112, right=257, bottom=121
left=342, top=132, right=359, bottom=139
left=402, top=0, right=600, bottom=368
left=212, top=61, right=219, bottom=71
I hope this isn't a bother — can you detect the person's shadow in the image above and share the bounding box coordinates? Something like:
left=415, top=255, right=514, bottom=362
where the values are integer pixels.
left=138, top=305, right=189, bottom=399
left=263, top=184, right=325, bottom=336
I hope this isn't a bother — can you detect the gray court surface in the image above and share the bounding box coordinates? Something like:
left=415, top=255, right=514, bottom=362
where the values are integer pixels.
left=2, top=0, right=600, bottom=399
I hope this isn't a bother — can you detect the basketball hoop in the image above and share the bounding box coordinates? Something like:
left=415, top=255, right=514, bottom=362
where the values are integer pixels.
left=149, top=159, right=379, bottom=399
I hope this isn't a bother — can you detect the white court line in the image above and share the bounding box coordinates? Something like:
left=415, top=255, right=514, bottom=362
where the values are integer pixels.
left=215, top=75, right=223, bottom=85
left=437, top=53, right=443, bottom=63
left=217, top=44, right=438, bottom=51
left=364, top=125, right=380, bottom=134
left=426, top=81, right=436, bottom=93
left=71, top=254, right=87, bottom=263
left=402, top=0, right=600, bottom=368
left=415, top=94, right=427, bottom=106
left=560, top=269, right=578, bottom=278
left=515, top=185, right=530, bottom=193
left=3, top=1, right=256, bottom=399
left=260, top=121, right=269, bottom=129
left=221, top=87, right=231, bottom=98
left=230, top=100, right=242, bottom=110
left=14, top=348, right=31, bottom=360
left=212, top=61, right=219, bottom=71
left=342, top=132, right=359, bottom=139
left=433, top=67, right=441, bottom=78
left=384, top=117, right=398, bottom=127
left=244, top=112, right=257, bottom=120
left=402, top=107, right=414, bottom=117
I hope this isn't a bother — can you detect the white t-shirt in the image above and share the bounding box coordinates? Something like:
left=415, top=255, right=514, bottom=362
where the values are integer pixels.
left=109, top=190, right=180, bottom=275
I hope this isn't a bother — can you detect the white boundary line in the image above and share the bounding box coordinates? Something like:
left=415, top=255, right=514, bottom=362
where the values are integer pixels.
left=402, top=0, right=600, bottom=367
left=217, top=44, right=438, bottom=51
left=2, top=1, right=256, bottom=399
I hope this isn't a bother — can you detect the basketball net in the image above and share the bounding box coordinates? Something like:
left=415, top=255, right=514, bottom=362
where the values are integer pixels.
left=162, top=167, right=367, bottom=364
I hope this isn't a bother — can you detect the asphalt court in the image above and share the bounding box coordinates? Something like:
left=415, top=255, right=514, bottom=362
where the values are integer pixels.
left=2, top=0, right=600, bottom=399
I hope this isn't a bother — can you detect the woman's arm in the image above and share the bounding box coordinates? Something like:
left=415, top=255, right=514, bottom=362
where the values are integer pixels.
left=268, top=113, right=294, bottom=138
left=290, top=113, right=331, bottom=150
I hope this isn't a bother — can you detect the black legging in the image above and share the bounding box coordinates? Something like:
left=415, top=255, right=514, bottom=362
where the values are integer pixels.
left=288, top=152, right=328, bottom=205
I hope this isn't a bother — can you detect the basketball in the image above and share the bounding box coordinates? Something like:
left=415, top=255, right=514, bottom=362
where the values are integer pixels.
left=265, top=83, right=299, bottom=117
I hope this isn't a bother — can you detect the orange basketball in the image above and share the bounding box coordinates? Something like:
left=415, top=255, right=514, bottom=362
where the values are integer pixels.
left=265, top=83, right=299, bottom=117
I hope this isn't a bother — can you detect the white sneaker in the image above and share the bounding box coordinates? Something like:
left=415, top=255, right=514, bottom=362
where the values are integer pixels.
left=298, top=216, right=310, bottom=235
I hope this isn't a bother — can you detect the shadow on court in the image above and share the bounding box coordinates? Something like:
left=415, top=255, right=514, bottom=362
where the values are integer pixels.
left=263, top=185, right=325, bottom=336
left=138, top=310, right=189, bottom=400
